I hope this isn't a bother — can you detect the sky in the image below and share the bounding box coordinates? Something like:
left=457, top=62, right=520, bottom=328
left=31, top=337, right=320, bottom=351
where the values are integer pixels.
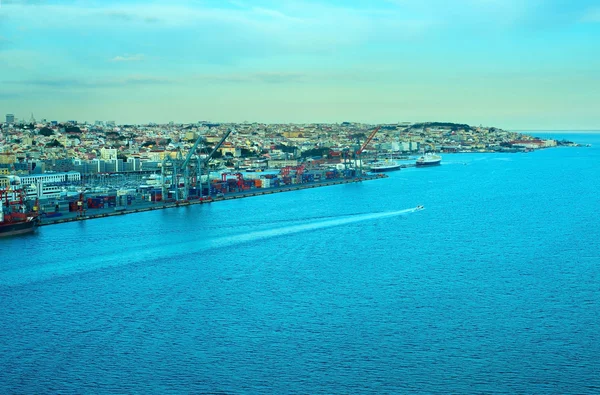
left=0, top=0, right=599, bottom=129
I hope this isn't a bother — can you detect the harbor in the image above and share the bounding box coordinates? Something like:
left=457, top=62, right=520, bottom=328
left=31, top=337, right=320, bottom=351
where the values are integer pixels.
left=3, top=138, right=599, bottom=394
left=38, top=173, right=387, bottom=226
left=1, top=0, right=598, bottom=390
left=1, top=119, right=573, bottom=237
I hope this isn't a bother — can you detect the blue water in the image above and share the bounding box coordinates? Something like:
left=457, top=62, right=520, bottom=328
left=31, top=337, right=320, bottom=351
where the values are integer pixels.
left=1, top=132, right=599, bottom=393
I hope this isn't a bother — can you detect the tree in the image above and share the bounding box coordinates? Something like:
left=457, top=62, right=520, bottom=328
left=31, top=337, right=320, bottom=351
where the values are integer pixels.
left=46, top=139, right=64, bottom=148
left=39, top=127, right=54, bottom=137
left=276, top=144, right=297, bottom=154
left=105, top=131, right=120, bottom=139
left=301, top=147, right=330, bottom=158
left=65, top=126, right=82, bottom=134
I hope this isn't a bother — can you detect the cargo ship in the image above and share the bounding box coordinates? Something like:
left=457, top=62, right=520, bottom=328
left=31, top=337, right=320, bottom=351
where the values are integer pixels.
left=416, top=153, right=442, bottom=167
left=0, top=189, right=39, bottom=237
left=368, top=160, right=402, bottom=172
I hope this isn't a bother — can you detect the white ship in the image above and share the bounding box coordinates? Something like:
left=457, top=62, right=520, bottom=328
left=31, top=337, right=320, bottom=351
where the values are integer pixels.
left=416, top=153, right=442, bottom=167
left=368, top=160, right=402, bottom=172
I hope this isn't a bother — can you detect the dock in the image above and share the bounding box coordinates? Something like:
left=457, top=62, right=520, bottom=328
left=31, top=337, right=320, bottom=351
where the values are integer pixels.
left=39, top=174, right=387, bottom=227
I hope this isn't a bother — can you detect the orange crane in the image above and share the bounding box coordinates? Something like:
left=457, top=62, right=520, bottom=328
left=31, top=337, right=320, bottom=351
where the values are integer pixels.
left=356, top=126, right=380, bottom=176
left=356, top=126, right=381, bottom=155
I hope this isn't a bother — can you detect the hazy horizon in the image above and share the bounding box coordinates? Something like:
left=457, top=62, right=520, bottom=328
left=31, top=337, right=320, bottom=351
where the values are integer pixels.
left=1, top=0, right=599, bottom=130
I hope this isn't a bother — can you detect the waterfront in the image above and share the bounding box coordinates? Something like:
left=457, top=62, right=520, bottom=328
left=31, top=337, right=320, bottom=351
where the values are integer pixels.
left=37, top=174, right=386, bottom=226
left=1, top=133, right=599, bottom=393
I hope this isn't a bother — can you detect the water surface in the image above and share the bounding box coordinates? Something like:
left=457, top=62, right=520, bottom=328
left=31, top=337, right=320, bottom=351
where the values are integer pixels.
left=1, top=132, right=599, bottom=393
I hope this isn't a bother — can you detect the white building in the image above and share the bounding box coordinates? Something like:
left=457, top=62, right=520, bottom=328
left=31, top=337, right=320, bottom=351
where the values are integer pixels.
left=100, top=147, right=118, bottom=160
left=20, top=172, right=81, bottom=186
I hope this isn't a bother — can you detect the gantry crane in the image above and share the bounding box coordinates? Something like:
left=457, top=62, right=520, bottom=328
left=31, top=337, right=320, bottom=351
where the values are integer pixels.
left=172, top=127, right=234, bottom=200
left=196, top=127, right=233, bottom=198
left=159, top=127, right=233, bottom=201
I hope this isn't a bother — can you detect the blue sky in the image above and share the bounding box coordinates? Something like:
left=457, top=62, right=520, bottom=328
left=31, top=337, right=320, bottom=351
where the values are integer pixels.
left=1, top=0, right=599, bottom=129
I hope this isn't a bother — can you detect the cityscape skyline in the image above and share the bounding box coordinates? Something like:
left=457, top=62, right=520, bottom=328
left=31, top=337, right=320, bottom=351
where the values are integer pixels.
left=1, top=0, right=599, bottom=130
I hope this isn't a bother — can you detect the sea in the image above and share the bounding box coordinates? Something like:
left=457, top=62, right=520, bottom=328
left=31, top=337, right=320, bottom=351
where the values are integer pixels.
left=1, top=132, right=599, bottom=394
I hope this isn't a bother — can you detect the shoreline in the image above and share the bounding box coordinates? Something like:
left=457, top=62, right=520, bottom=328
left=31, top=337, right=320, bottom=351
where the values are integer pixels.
left=38, top=174, right=387, bottom=227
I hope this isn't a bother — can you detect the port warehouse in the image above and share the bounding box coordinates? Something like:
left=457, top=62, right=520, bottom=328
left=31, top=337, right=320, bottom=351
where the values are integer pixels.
left=0, top=167, right=359, bottom=216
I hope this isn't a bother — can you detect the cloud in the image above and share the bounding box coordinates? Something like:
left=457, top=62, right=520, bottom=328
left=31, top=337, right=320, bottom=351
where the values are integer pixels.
left=0, top=92, right=22, bottom=99
left=1, top=0, right=46, bottom=4
left=110, top=54, right=145, bottom=62
left=104, top=10, right=135, bottom=21
left=192, top=69, right=388, bottom=85
left=4, top=75, right=174, bottom=89
left=0, top=49, right=46, bottom=70
left=0, top=2, right=433, bottom=55
left=385, top=0, right=536, bottom=28
left=581, top=8, right=600, bottom=22
left=195, top=72, right=310, bottom=84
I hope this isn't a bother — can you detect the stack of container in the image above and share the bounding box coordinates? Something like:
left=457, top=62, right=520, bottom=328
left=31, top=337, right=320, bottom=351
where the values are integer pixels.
left=210, top=181, right=228, bottom=196
left=302, top=173, right=315, bottom=183
left=87, top=197, right=104, bottom=209
left=325, top=170, right=340, bottom=179
left=150, top=189, right=162, bottom=202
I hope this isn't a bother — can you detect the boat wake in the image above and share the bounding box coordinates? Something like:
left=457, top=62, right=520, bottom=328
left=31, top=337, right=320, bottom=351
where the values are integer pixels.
left=207, top=208, right=418, bottom=249
left=0, top=208, right=422, bottom=287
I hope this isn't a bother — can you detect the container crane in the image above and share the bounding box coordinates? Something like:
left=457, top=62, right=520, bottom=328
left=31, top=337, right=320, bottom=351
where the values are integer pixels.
left=179, top=127, right=234, bottom=200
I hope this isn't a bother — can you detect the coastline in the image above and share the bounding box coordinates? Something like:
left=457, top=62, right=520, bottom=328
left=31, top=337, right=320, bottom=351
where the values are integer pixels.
left=38, top=174, right=387, bottom=227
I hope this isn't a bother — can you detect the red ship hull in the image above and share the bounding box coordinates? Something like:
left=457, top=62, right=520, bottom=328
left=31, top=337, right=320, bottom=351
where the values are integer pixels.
left=0, top=218, right=37, bottom=237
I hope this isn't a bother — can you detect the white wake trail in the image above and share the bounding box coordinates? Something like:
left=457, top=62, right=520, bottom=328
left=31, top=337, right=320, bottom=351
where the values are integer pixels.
left=207, top=208, right=417, bottom=248
left=0, top=208, right=420, bottom=287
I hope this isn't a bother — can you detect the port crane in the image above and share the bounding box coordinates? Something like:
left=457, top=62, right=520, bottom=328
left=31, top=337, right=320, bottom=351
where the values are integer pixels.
left=355, top=126, right=381, bottom=176
left=166, top=127, right=233, bottom=201
left=196, top=128, right=233, bottom=198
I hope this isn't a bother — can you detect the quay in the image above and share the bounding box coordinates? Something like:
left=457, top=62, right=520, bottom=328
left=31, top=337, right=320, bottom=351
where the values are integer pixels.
left=38, top=174, right=387, bottom=227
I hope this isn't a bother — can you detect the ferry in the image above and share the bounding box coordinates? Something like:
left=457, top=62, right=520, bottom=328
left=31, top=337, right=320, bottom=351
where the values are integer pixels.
left=368, top=160, right=402, bottom=172
left=416, top=153, right=442, bottom=167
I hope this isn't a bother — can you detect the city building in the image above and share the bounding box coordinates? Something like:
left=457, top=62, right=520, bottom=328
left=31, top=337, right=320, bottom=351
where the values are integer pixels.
left=20, top=171, right=81, bottom=186
left=100, top=148, right=118, bottom=160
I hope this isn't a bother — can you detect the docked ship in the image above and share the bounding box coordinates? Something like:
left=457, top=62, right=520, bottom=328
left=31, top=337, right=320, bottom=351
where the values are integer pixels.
left=369, top=160, right=402, bottom=172
left=0, top=189, right=39, bottom=237
left=416, top=153, right=442, bottom=167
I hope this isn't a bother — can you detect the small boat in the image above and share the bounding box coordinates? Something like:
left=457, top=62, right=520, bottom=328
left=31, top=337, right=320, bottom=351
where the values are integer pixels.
left=416, top=205, right=424, bottom=210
